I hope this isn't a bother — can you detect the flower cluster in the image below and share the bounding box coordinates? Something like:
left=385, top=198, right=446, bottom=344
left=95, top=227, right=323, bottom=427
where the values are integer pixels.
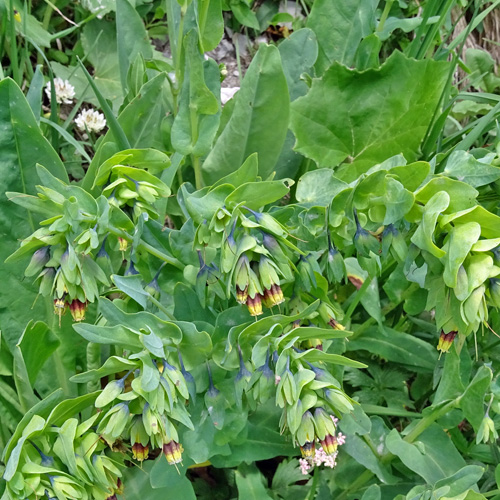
left=9, top=171, right=114, bottom=324
left=234, top=253, right=285, bottom=316
left=94, top=355, right=194, bottom=467
left=298, top=416, right=346, bottom=475
left=75, top=108, right=107, bottom=133
left=45, top=77, right=75, bottom=104
left=2, top=416, right=124, bottom=500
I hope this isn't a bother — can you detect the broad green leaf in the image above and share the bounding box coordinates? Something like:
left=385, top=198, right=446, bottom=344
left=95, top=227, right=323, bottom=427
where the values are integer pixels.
left=3, top=414, right=45, bottom=481
left=465, top=48, right=500, bottom=93
left=235, top=463, right=274, bottom=500
left=290, top=51, right=449, bottom=181
left=93, top=148, right=171, bottom=188
left=73, top=322, right=142, bottom=347
left=18, top=320, right=59, bottom=385
left=279, top=29, right=318, bottom=102
left=343, top=416, right=398, bottom=484
left=295, top=169, right=348, bottom=206
left=26, top=64, right=44, bottom=122
left=361, top=485, right=381, bottom=500
left=225, top=180, right=290, bottom=210
left=70, top=356, right=138, bottom=383
left=126, top=460, right=195, bottom=498
left=83, top=73, right=173, bottom=192
left=116, top=0, right=153, bottom=92
left=172, top=30, right=220, bottom=156
left=440, top=206, right=500, bottom=239
left=411, top=191, right=449, bottom=258
left=386, top=424, right=465, bottom=485
left=197, top=0, right=224, bottom=52
left=1, top=389, right=63, bottom=462
left=231, top=1, right=260, bottom=30
left=377, top=15, right=440, bottom=42
left=434, top=465, right=484, bottom=499
left=346, top=327, right=438, bottom=372
left=150, top=456, right=196, bottom=495
left=210, top=402, right=295, bottom=467
left=212, top=153, right=259, bottom=189
left=354, top=33, right=382, bottom=70
left=275, top=29, right=319, bottom=180
left=0, top=78, right=67, bottom=349
left=442, top=222, right=481, bottom=288
left=202, top=44, right=289, bottom=183
left=112, top=274, right=149, bottom=308
left=306, top=0, right=378, bottom=72
left=98, top=297, right=182, bottom=341
left=174, top=283, right=216, bottom=324
left=415, top=177, right=478, bottom=214
left=444, top=150, right=500, bottom=188
left=459, top=365, right=492, bottom=433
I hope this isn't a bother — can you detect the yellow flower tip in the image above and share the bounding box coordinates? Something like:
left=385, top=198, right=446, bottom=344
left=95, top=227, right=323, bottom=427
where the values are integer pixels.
left=320, top=435, right=338, bottom=456
left=328, top=317, right=345, bottom=330
left=246, top=295, right=263, bottom=316
left=118, top=237, right=128, bottom=252
left=163, top=440, right=183, bottom=465
left=300, top=441, right=316, bottom=459
left=132, top=443, right=149, bottom=461
left=236, top=285, right=248, bottom=304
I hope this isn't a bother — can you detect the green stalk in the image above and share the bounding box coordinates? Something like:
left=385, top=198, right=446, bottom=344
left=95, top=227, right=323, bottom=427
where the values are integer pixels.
left=376, top=0, right=394, bottom=33
left=193, top=155, right=203, bottom=190
left=403, top=400, right=458, bottom=443
left=46, top=298, right=72, bottom=397
left=343, top=276, right=373, bottom=322
left=198, top=0, right=210, bottom=52
left=8, top=0, right=20, bottom=85
left=108, top=225, right=184, bottom=270
left=86, top=342, right=101, bottom=393
left=305, top=466, right=320, bottom=500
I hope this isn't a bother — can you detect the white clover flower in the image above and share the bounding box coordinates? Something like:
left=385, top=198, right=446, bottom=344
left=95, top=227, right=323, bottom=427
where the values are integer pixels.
left=45, top=78, right=75, bottom=104
left=75, top=108, right=107, bottom=133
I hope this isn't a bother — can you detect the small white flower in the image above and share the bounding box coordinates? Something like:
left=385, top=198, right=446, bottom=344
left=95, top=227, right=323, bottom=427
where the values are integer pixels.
left=299, top=458, right=311, bottom=475
left=45, top=78, right=75, bottom=104
left=75, top=108, right=106, bottom=133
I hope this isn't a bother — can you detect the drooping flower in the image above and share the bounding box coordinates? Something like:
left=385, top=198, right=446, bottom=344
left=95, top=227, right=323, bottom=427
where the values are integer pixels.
left=75, top=108, right=107, bottom=133
left=69, top=299, right=87, bottom=322
left=45, top=78, right=75, bottom=104
left=437, top=330, right=458, bottom=354
left=163, top=440, right=183, bottom=465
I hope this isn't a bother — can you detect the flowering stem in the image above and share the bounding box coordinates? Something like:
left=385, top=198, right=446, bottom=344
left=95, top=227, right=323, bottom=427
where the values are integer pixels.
left=86, top=342, right=101, bottom=393
left=46, top=297, right=73, bottom=398
left=107, top=225, right=183, bottom=270
left=305, top=465, right=319, bottom=500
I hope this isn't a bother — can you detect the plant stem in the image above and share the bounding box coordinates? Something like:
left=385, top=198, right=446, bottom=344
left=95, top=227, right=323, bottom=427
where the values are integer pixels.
left=86, top=342, right=101, bottom=393
left=193, top=155, right=203, bottom=190
left=376, top=0, right=394, bottom=33
left=47, top=298, right=73, bottom=397
left=108, top=225, right=183, bottom=269
left=306, top=465, right=320, bottom=500
left=9, top=0, right=20, bottom=85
